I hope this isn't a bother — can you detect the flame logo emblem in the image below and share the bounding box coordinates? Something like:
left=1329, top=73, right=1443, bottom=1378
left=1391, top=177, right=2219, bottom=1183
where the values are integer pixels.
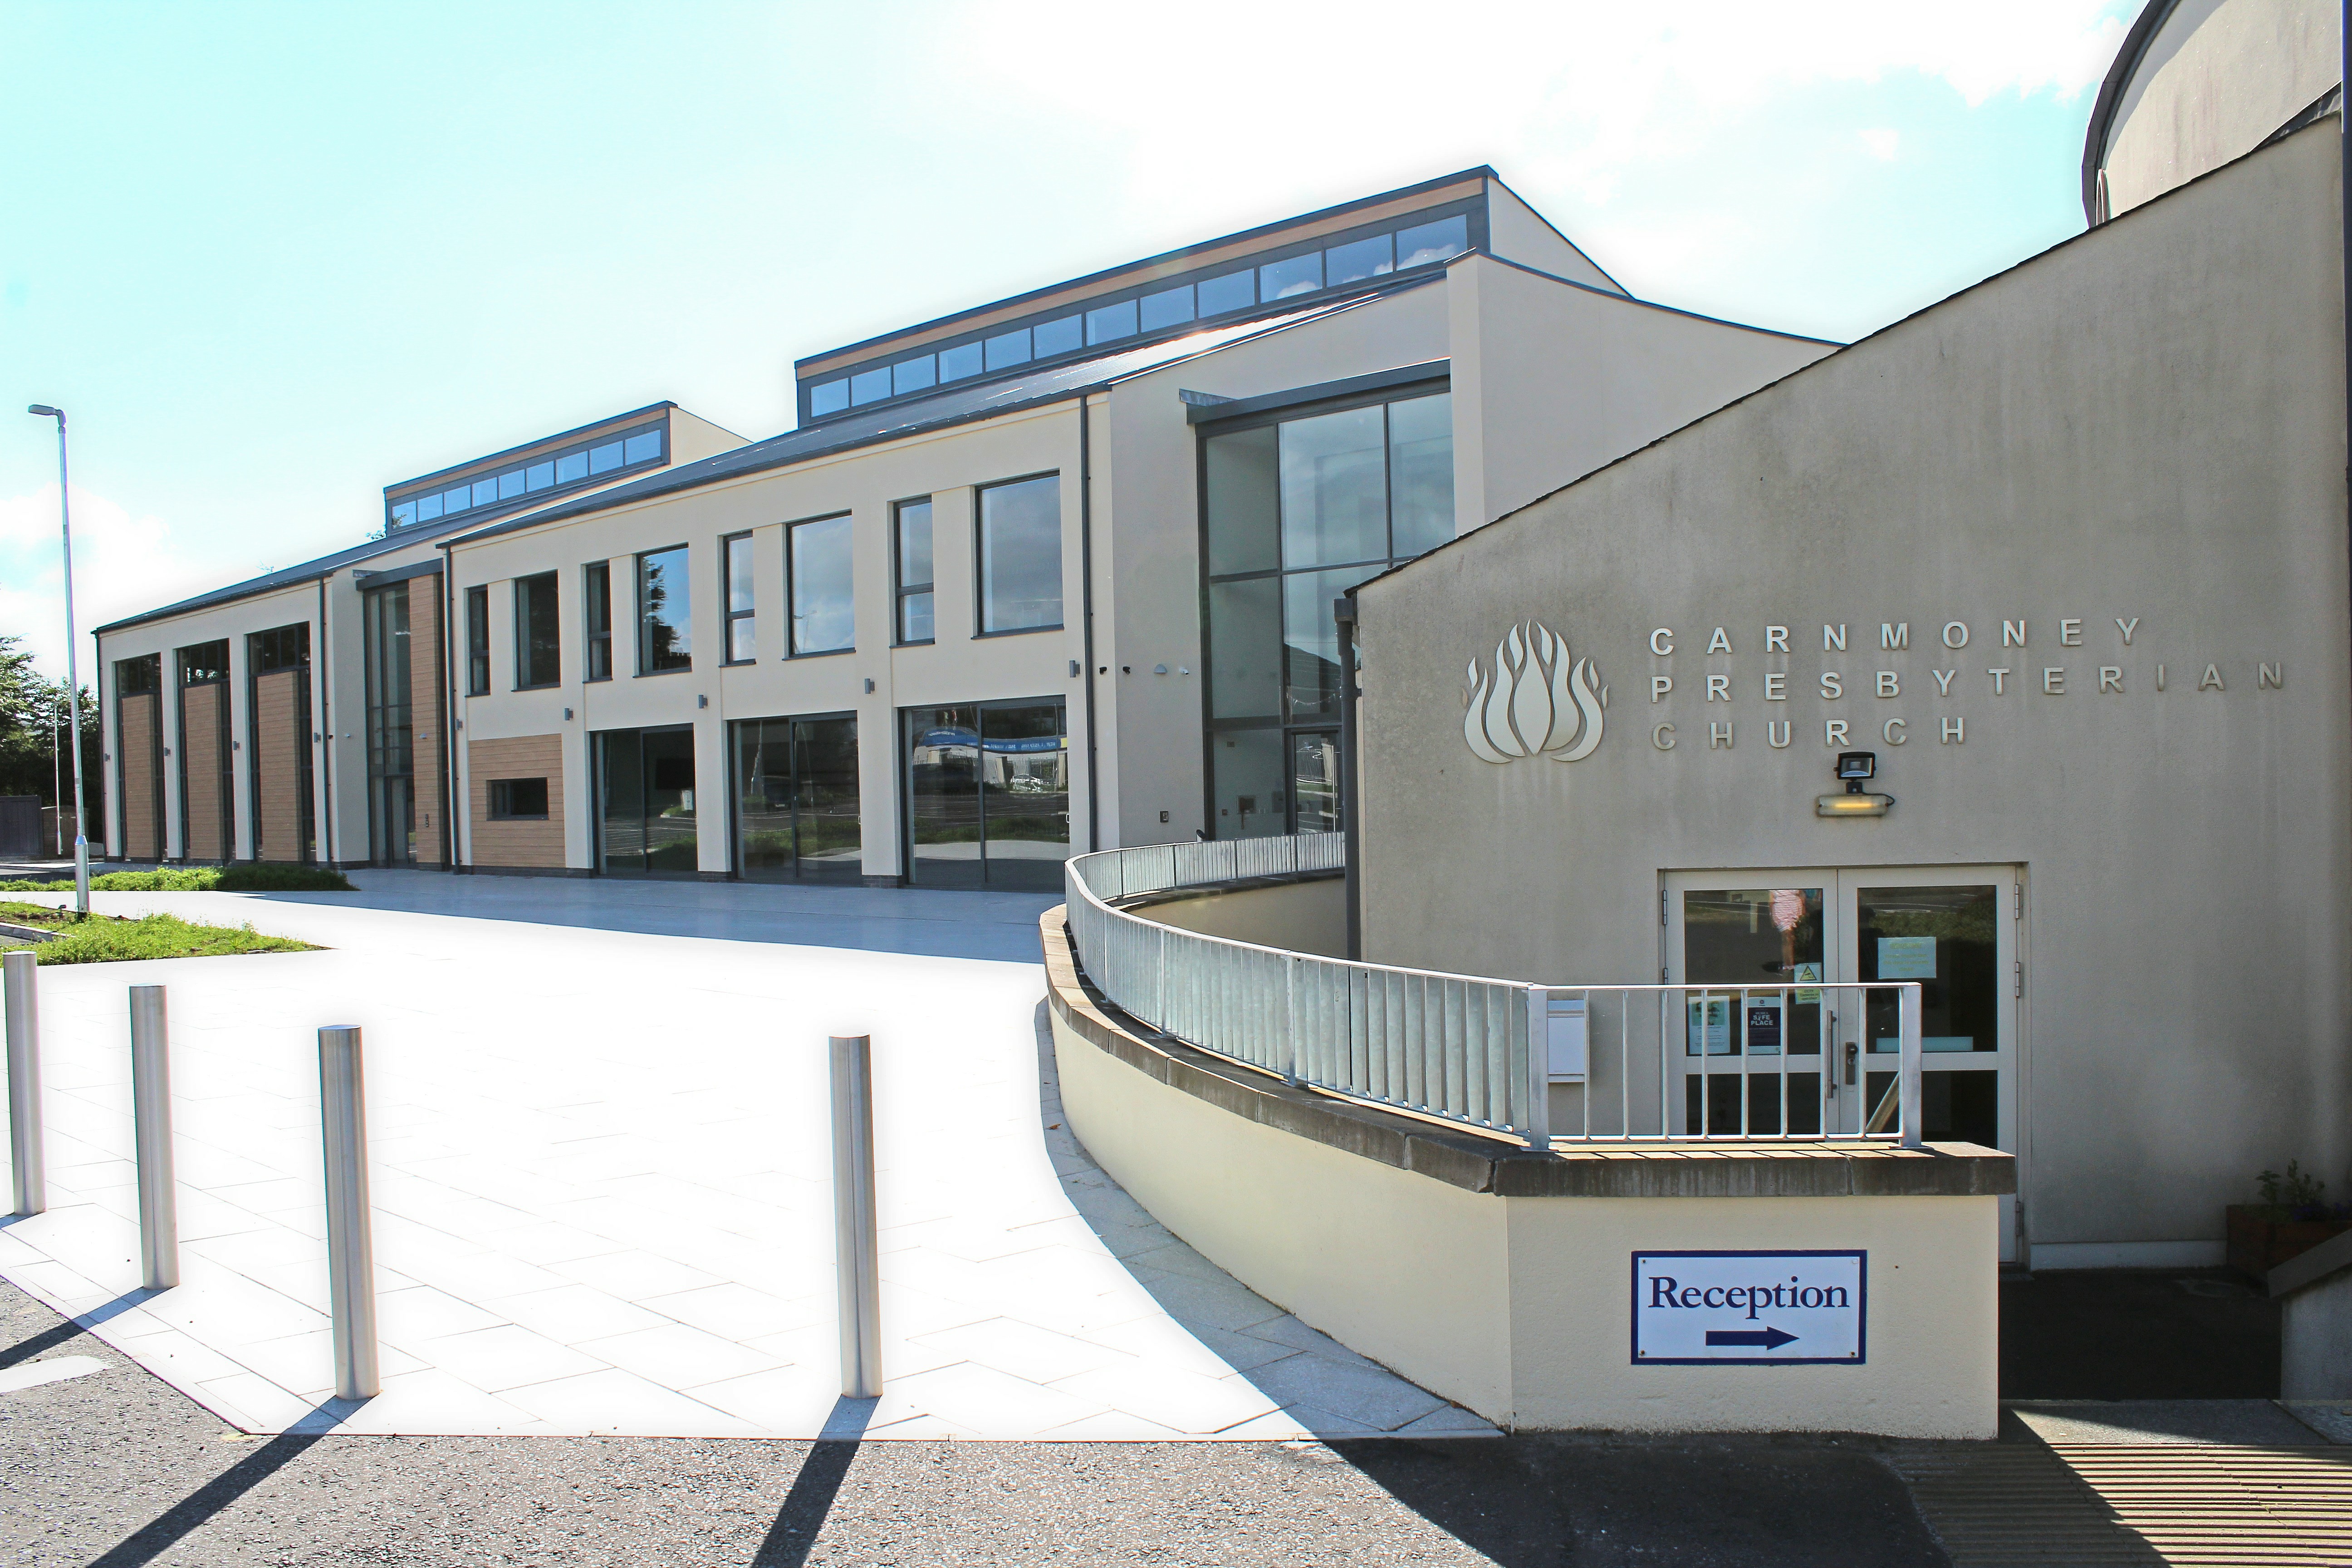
left=1464, top=622, right=1607, bottom=764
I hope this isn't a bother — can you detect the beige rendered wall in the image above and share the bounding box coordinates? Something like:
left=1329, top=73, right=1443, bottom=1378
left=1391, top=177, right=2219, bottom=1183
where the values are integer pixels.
left=666, top=407, right=750, bottom=466
left=1132, top=877, right=1348, bottom=957
left=469, top=734, right=565, bottom=867
left=1051, top=1003, right=1518, bottom=1420
left=1449, top=251, right=1837, bottom=534
left=2100, top=0, right=2339, bottom=217
left=1055, top=1000, right=1998, bottom=1435
left=1482, top=178, right=1626, bottom=295
left=450, top=401, right=1088, bottom=878
left=1355, top=125, right=2350, bottom=1258
left=1504, top=1195, right=1997, bottom=1437
left=1099, top=287, right=1453, bottom=848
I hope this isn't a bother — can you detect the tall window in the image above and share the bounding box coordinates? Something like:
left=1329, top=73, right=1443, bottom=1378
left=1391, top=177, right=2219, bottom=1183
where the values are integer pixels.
left=789, top=513, right=854, bottom=655
left=583, top=561, right=612, bottom=681
left=1200, top=389, right=1453, bottom=837
left=894, top=498, right=934, bottom=644
left=637, top=546, right=691, bottom=673
left=514, top=572, right=559, bottom=689
left=723, top=533, right=755, bottom=663
left=977, top=475, right=1061, bottom=634
left=465, top=587, right=490, bottom=696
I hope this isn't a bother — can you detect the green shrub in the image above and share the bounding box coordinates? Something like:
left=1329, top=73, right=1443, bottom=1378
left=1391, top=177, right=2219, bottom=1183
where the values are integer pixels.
left=8, top=909, right=318, bottom=965
left=0, top=864, right=353, bottom=894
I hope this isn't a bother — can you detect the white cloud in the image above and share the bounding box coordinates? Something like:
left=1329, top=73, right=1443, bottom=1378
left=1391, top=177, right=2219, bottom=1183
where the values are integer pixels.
left=921, top=2, right=2124, bottom=247
left=1860, top=127, right=1902, bottom=161
left=0, top=485, right=217, bottom=683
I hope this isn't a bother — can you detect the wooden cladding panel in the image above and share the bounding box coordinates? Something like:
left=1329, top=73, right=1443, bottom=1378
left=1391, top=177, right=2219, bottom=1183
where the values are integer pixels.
left=119, top=692, right=162, bottom=861
left=252, top=669, right=306, bottom=862
left=409, top=588, right=446, bottom=865
left=469, top=734, right=566, bottom=867
left=180, top=683, right=229, bottom=861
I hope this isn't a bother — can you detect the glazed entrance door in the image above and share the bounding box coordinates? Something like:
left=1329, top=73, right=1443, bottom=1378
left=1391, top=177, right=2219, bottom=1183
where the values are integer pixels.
left=1663, top=872, right=1840, bottom=1142
left=1838, top=867, right=2019, bottom=1261
left=1666, top=866, right=2023, bottom=1262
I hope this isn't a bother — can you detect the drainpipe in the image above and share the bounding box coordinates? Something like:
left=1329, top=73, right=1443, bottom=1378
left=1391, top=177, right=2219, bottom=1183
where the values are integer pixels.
left=1334, top=592, right=1362, bottom=961
left=317, top=575, right=333, bottom=868
left=440, top=543, right=460, bottom=870
left=1078, top=390, right=1101, bottom=853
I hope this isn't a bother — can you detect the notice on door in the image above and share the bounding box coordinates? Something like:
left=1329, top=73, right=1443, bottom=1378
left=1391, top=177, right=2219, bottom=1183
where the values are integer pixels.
left=1632, top=1250, right=1865, bottom=1365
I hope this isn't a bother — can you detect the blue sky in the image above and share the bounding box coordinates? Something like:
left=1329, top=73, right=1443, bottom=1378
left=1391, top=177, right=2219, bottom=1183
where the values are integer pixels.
left=0, top=0, right=2134, bottom=681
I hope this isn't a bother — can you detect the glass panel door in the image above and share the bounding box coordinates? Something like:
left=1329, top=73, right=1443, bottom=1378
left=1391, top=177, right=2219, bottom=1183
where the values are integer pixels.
left=1666, top=865, right=2023, bottom=1263
left=596, top=725, right=696, bottom=875
left=1664, top=875, right=1835, bottom=1139
left=1840, top=869, right=2019, bottom=1261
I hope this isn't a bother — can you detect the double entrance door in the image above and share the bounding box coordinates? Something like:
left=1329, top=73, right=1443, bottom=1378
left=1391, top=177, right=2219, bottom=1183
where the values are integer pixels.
left=1664, top=865, right=2021, bottom=1260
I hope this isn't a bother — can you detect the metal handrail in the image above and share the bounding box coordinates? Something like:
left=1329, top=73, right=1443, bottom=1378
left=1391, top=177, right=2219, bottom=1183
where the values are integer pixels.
left=1063, top=834, right=1926, bottom=1151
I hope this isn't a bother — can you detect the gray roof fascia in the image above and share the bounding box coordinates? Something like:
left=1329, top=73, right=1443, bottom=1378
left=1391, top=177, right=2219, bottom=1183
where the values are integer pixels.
left=443, top=283, right=1440, bottom=551
left=794, top=168, right=1498, bottom=373
left=2082, top=0, right=2179, bottom=223
left=387, top=400, right=678, bottom=496
left=1186, top=360, right=1452, bottom=425
left=93, top=510, right=486, bottom=637
left=1477, top=251, right=1843, bottom=348
left=350, top=558, right=446, bottom=588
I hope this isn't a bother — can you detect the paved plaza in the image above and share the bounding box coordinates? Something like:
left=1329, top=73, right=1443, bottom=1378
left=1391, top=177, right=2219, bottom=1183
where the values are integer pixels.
left=0, top=876, right=1492, bottom=1442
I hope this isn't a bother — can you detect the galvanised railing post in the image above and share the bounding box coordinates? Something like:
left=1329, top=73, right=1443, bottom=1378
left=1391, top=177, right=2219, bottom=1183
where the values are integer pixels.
left=1899, top=983, right=1924, bottom=1150
left=1521, top=985, right=1551, bottom=1152
left=1284, top=954, right=1303, bottom=1086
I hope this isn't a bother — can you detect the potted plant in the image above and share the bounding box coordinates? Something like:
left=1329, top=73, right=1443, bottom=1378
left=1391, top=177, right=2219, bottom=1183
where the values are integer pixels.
left=2227, top=1161, right=2352, bottom=1278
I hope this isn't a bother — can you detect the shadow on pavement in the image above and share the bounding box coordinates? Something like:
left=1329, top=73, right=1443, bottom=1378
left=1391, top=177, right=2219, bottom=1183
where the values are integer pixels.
left=1328, top=1436, right=1947, bottom=1568
left=83, top=1428, right=324, bottom=1568
left=0, top=1284, right=157, bottom=1369
left=753, top=1397, right=876, bottom=1568
left=2000, top=1266, right=2280, bottom=1399
left=245, top=870, right=1059, bottom=963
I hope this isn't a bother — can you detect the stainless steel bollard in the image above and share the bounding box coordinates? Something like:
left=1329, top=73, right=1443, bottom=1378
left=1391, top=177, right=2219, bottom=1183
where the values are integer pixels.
left=830, top=1034, right=882, bottom=1399
left=318, top=1026, right=378, bottom=1401
left=128, top=985, right=178, bottom=1289
left=4, top=951, right=43, bottom=1217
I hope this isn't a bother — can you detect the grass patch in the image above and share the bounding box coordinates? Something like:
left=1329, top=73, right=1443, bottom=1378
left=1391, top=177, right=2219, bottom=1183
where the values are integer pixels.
left=0, top=863, right=354, bottom=894
left=0, top=902, right=318, bottom=965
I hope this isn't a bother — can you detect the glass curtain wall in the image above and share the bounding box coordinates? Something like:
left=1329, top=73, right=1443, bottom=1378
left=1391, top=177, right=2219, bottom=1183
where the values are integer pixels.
left=903, top=699, right=1068, bottom=890
left=362, top=583, right=416, bottom=865
left=596, top=725, right=696, bottom=874
left=732, top=714, right=860, bottom=881
left=1201, top=390, right=1452, bottom=836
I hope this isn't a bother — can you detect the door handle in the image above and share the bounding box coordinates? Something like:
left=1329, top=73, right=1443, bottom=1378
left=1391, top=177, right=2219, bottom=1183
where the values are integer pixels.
left=1843, top=1041, right=1858, bottom=1086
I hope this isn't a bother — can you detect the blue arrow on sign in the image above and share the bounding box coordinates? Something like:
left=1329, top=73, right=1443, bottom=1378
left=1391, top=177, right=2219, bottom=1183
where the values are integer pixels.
left=1705, top=1327, right=1798, bottom=1350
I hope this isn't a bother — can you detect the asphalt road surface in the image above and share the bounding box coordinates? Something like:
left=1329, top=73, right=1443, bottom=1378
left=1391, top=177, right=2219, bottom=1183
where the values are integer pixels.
left=0, top=1281, right=1946, bottom=1567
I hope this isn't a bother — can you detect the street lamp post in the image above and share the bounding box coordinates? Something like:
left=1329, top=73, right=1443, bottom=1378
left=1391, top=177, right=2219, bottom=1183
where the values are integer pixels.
left=26, top=406, right=89, bottom=916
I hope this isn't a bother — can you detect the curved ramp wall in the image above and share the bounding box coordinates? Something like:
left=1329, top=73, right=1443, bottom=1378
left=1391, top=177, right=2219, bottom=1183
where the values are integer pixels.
left=1046, top=909, right=2011, bottom=1437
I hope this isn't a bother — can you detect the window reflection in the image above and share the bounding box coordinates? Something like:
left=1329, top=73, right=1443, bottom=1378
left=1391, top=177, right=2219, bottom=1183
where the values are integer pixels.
left=733, top=714, right=860, bottom=882
left=637, top=546, right=691, bottom=672
left=979, top=475, right=1062, bottom=633
left=1202, top=390, right=1453, bottom=835
left=385, top=424, right=664, bottom=531
left=904, top=700, right=1068, bottom=890
left=790, top=514, right=855, bottom=655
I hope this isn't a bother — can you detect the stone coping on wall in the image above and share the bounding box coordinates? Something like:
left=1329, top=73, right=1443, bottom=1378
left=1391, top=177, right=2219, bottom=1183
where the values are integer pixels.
left=1044, top=907, right=2014, bottom=1201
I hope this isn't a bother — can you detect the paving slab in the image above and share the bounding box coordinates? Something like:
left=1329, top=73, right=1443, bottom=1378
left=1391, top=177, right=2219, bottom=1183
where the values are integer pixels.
left=0, top=882, right=1492, bottom=1441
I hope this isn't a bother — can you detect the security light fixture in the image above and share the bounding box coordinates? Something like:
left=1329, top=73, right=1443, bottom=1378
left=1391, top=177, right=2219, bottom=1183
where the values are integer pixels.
left=1819, top=751, right=1893, bottom=818
left=26, top=404, right=61, bottom=418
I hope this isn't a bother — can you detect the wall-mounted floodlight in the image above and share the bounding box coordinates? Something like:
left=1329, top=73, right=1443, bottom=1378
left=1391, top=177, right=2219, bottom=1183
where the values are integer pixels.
left=1819, top=751, right=1893, bottom=818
